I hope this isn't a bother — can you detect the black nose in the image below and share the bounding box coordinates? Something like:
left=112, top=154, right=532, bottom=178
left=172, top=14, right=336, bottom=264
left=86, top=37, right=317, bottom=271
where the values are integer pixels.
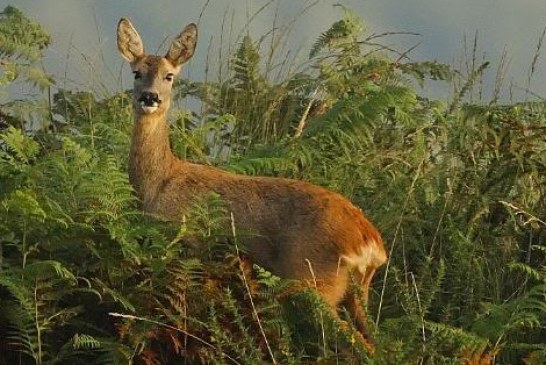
left=138, top=92, right=160, bottom=106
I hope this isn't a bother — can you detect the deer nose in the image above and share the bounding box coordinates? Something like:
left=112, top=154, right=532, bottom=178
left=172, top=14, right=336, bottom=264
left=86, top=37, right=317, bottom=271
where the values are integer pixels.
left=138, top=92, right=161, bottom=107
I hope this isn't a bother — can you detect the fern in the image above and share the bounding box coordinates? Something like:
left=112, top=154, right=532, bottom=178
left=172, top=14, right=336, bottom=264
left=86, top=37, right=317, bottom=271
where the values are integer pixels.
left=2, top=189, right=46, bottom=222
left=0, top=6, right=50, bottom=61
left=231, top=35, right=264, bottom=91
left=447, top=61, right=490, bottom=114
left=470, top=284, right=546, bottom=344
left=309, top=5, right=363, bottom=58
left=0, top=260, right=82, bottom=365
left=400, top=61, right=455, bottom=87
left=183, top=192, right=230, bottom=242
left=2, top=300, right=39, bottom=362
left=0, top=6, right=53, bottom=92
left=0, top=126, right=40, bottom=165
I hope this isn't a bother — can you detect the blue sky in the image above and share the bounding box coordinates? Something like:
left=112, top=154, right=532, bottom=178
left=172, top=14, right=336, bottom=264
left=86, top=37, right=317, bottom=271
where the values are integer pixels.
left=6, top=0, right=546, bottom=101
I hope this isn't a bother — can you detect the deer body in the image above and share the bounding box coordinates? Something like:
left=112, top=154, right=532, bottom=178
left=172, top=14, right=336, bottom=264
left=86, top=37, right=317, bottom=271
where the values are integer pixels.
left=118, top=18, right=387, bottom=351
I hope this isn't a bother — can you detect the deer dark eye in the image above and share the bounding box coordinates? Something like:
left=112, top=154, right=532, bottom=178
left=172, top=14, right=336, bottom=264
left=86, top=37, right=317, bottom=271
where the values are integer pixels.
left=165, top=73, right=174, bottom=82
left=133, top=71, right=142, bottom=80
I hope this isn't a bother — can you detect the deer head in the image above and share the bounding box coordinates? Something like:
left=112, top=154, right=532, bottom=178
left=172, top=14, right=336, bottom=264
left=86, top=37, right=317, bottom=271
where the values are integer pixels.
left=117, top=18, right=197, bottom=116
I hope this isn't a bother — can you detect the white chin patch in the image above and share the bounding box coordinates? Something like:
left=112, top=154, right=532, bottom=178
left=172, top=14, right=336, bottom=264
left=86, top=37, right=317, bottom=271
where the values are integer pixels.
left=140, top=102, right=159, bottom=114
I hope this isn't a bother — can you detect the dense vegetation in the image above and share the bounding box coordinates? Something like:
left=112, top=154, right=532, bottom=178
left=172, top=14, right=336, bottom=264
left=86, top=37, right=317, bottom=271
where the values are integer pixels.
left=1, top=5, right=545, bottom=364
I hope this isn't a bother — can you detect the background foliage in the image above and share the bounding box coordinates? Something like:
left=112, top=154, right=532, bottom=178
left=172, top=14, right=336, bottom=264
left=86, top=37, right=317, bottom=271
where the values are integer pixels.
left=1, top=5, right=545, bottom=364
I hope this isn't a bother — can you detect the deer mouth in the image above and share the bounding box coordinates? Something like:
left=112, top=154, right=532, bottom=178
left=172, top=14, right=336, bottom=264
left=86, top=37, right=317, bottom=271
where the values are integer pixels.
left=139, top=103, right=159, bottom=114
left=138, top=94, right=162, bottom=114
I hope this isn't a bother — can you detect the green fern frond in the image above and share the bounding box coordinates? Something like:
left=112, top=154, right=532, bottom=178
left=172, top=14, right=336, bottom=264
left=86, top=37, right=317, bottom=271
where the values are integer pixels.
left=400, top=61, right=455, bottom=87
left=184, top=192, right=230, bottom=240
left=508, top=262, right=544, bottom=281
left=24, top=260, right=77, bottom=283
left=72, top=333, right=102, bottom=350
left=50, top=333, right=104, bottom=364
left=470, top=284, right=546, bottom=342
left=93, top=339, right=133, bottom=365
left=425, top=321, right=489, bottom=350
left=220, top=288, right=264, bottom=362
left=0, top=6, right=50, bottom=61
left=90, top=279, right=136, bottom=312
left=0, top=127, right=39, bottom=165
left=0, top=6, right=53, bottom=92
left=0, top=273, right=34, bottom=314
left=2, top=188, right=46, bottom=222
left=309, top=6, right=364, bottom=58
left=231, top=35, right=263, bottom=90
left=448, top=61, right=490, bottom=114
left=2, top=301, right=39, bottom=361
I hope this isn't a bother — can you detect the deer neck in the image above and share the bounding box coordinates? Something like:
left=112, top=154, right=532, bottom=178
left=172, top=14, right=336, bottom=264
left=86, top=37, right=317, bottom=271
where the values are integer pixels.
left=129, top=111, right=178, bottom=207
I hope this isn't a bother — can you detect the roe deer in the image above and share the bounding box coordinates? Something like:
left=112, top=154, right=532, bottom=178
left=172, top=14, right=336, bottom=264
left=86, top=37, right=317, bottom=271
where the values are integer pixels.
left=117, top=18, right=387, bottom=351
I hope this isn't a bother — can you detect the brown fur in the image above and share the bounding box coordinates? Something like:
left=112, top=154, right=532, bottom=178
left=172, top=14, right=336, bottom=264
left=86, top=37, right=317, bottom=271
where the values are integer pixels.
left=117, top=18, right=387, bottom=351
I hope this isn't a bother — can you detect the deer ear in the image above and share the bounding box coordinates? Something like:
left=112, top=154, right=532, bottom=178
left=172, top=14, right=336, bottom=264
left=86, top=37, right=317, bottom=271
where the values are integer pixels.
left=117, top=18, right=145, bottom=63
left=166, top=23, right=197, bottom=67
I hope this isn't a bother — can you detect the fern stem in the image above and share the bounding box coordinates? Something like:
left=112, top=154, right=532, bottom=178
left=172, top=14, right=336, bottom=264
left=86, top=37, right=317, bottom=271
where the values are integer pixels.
left=428, top=191, right=451, bottom=258
left=22, top=220, right=28, bottom=270
left=34, top=280, right=42, bottom=365
left=410, top=272, right=426, bottom=346
left=305, top=258, right=327, bottom=357
left=294, top=88, right=318, bottom=138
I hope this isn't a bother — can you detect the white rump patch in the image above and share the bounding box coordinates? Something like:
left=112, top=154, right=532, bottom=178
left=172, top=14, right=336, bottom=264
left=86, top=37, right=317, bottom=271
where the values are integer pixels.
left=341, top=242, right=384, bottom=274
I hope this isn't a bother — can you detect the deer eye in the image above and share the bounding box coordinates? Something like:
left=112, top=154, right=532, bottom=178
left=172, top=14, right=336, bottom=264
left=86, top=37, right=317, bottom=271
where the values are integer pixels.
left=133, top=71, right=142, bottom=80
left=165, top=73, right=174, bottom=82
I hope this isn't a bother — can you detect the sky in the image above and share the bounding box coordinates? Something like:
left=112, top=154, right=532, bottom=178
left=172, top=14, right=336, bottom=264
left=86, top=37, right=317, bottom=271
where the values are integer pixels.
left=4, top=0, right=546, bottom=102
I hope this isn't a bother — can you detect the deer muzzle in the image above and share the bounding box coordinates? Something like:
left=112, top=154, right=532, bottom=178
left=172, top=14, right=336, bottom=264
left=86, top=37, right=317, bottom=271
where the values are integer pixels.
left=138, top=91, right=161, bottom=114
